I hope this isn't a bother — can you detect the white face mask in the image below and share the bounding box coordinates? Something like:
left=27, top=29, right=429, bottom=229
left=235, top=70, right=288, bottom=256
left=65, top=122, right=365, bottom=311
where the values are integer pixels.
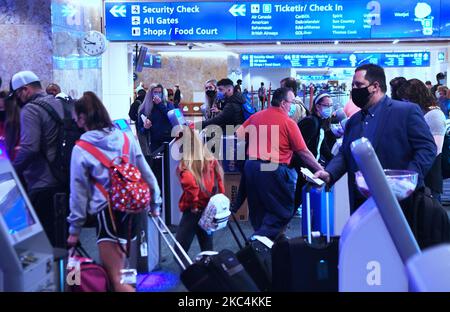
left=436, top=91, right=441, bottom=98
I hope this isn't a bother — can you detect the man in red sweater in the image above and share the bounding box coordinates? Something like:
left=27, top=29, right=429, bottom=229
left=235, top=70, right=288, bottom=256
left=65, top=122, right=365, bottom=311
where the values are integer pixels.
left=237, top=87, right=322, bottom=240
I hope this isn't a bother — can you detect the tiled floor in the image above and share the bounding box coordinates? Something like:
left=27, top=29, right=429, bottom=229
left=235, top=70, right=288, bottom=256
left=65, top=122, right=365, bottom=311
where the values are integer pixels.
left=79, top=205, right=450, bottom=292
left=80, top=216, right=302, bottom=292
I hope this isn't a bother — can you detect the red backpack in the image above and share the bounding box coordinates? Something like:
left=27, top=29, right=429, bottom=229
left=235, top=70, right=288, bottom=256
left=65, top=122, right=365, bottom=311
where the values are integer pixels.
left=76, top=132, right=151, bottom=214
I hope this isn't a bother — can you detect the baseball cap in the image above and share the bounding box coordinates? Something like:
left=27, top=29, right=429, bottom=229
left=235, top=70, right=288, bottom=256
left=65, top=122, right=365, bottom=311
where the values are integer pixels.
left=11, top=71, right=40, bottom=91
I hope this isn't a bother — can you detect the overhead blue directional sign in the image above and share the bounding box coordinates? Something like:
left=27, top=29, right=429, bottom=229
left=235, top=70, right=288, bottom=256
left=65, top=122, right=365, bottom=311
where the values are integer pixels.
left=104, top=1, right=450, bottom=41
left=105, top=1, right=236, bottom=41
left=240, top=52, right=431, bottom=68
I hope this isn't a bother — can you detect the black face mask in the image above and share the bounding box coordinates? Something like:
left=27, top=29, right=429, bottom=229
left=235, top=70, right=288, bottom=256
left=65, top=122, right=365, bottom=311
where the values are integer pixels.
left=351, top=86, right=372, bottom=109
left=206, top=90, right=216, bottom=98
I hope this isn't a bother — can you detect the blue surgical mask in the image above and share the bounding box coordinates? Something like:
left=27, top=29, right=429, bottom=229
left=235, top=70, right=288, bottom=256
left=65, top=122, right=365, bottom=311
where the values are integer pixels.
left=153, top=92, right=162, bottom=99
left=320, top=106, right=333, bottom=119
left=288, top=104, right=296, bottom=117
left=216, top=91, right=225, bottom=100
left=439, top=79, right=445, bottom=85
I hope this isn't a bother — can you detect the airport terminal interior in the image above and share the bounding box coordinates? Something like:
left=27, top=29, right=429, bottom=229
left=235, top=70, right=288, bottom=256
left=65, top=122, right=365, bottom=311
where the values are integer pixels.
left=1, top=0, right=450, bottom=292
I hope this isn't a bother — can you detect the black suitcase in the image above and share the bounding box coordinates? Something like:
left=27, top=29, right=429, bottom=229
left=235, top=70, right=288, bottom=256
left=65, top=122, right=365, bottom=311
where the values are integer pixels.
left=180, top=249, right=259, bottom=292
left=272, top=184, right=339, bottom=292
left=228, top=213, right=272, bottom=291
left=150, top=215, right=259, bottom=292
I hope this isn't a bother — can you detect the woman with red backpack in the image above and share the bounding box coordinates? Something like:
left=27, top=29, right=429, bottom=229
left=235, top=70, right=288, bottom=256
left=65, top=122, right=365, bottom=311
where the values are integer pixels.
left=67, top=91, right=162, bottom=292
left=175, top=127, right=225, bottom=260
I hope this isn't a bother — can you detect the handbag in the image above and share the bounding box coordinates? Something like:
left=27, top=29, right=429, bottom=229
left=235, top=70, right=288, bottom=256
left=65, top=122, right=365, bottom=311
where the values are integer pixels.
left=66, top=244, right=110, bottom=292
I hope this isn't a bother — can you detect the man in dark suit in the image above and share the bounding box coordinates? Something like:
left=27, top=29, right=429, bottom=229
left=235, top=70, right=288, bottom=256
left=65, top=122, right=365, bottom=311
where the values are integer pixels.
left=315, top=64, right=436, bottom=213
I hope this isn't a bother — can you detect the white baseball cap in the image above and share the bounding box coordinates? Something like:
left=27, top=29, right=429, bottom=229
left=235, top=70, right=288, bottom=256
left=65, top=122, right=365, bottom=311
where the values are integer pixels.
left=11, top=71, right=40, bottom=91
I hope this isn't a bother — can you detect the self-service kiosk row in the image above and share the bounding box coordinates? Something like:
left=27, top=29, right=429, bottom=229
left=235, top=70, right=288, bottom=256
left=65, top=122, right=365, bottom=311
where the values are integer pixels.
left=0, top=119, right=162, bottom=291
left=0, top=144, right=55, bottom=291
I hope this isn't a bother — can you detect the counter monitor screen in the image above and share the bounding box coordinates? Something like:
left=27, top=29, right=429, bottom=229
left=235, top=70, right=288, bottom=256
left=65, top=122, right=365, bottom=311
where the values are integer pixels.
left=114, top=119, right=131, bottom=132
left=0, top=173, right=35, bottom=235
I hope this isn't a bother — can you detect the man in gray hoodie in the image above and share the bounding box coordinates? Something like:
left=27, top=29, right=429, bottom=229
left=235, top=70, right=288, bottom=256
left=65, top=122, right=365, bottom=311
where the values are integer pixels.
left=11, top=71, right=67, bottom=247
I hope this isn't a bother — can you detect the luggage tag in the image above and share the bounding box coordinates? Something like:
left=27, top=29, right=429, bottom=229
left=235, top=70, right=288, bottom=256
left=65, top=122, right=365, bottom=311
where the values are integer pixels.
left=252, top=235, right=274, bottom=249
left=140, top=231, right=148, bottom=257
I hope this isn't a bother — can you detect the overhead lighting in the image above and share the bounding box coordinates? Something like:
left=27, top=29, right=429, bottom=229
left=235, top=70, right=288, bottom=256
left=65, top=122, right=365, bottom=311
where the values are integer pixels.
left=159, top=51, right=238, bottom=57
left=168, top=42, right=176, bottom=46
left=392, top=39, right=399, bottom=44
left=276, top=41, right=281, bottom=45
left=334, top=40, right=339, bottom=45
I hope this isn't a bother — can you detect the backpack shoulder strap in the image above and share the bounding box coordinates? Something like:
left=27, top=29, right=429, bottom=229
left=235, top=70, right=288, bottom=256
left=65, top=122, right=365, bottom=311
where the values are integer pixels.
left=30, top=99, right=63, bottom=124
left=59, top=98, right=74, bottom=119
left=76, top=140, right=112, bottom=168
left=75, top=140, right=111, bottom=200
left=122, top=132, right=130, bottom=162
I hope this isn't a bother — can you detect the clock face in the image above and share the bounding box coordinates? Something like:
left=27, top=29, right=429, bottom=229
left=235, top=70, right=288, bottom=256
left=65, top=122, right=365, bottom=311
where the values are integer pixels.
left=81, top=31, right=107, bottom=56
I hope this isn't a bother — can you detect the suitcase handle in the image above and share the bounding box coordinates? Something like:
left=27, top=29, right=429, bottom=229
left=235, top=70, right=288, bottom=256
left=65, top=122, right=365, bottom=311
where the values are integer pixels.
left=149, top=215, right=193, bottom=270
left=228, top=219, right=245, bottom=250
left=228, top=212, right=249, bottom=248
left=305, top=183, right=331, bottom=244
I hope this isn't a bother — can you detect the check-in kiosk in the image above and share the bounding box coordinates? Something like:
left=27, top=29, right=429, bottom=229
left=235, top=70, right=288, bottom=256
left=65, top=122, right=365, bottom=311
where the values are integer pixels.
left=113, top=119, right=160, bottom=273
left=166, top=137, right=183, bottom=227
left=0, top=144, right=55, bottom=291
left=165, top=109, right=187, bottom=227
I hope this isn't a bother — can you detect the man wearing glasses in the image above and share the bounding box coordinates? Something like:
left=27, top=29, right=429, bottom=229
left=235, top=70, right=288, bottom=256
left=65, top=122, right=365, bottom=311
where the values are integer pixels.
left=237, top=87, right=322, bottom=240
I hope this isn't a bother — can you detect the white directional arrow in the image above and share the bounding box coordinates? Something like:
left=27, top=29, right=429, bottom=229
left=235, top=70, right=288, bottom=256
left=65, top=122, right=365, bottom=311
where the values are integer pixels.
left=229, top=4, right=246, bottom=17
left=110, top=5, right=126, bottom=18
left=61, top=4, right=77, bottom=17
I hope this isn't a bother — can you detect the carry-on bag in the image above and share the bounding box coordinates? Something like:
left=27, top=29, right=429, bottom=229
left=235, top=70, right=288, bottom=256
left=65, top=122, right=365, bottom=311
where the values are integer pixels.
left=301, top=184, right=334, bottom=236
left=150, top=215, right=258, bottom=292
left=228, top=213, right=272, bottom=291
left=272, top=183, right=339, bottom=291
left=66, top=244, right=110, bottom=292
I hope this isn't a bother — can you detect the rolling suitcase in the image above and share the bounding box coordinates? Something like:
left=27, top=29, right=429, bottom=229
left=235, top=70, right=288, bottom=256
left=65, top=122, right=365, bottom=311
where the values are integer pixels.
left=131, top=210, right=161, bottom=274
left=301, top=184, right=334, bottom=236
left=150, top=215, right=259, bottom=292
left=272, top=184, right=339, bottom=291
left=228, top=213, right=272, bottom=291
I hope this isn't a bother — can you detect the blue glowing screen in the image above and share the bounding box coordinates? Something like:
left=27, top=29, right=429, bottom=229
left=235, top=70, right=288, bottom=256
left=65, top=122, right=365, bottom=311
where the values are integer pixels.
left=0, top=173, right=35, bottom=235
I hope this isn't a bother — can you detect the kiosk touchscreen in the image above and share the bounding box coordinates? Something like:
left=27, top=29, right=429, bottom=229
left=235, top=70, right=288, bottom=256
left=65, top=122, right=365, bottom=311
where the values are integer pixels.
left=113, top=118, right=132, bottom=133
left=0, top=146, right=55, bottom=291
